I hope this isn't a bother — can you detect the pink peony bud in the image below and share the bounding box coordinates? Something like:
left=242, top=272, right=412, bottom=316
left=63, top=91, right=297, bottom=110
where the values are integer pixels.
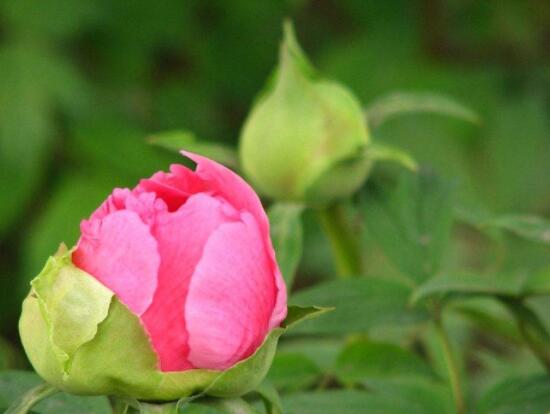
left=72, top=152, right=287, bottom=372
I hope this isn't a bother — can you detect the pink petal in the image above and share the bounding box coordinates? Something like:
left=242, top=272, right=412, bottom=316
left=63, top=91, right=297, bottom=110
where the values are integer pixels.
left=89, top=188, right=132, bottom=221
left=185, top=212, right=278, bottom=370
left=137, top=164, right=210, bottom=212
left=73, top=210, right=160, bottom=316
left=182, top=151, right=287, bottom=329
left=141, top=193, right=234, bottom=371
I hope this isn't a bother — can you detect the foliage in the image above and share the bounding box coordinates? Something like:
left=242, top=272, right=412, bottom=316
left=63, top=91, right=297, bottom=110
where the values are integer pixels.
left=1, top=0, right=550, bottom=413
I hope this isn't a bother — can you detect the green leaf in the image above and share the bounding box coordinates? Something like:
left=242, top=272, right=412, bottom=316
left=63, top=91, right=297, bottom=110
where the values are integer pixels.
left=267, top=353, right=321, bottom=392
left=368, top=143, right=418, bottom=171
left=253, top=382, right=283, bottom=414
left=412, top=270, right=550, bottom=304
left=5, top=384, right=57, bottom=414
left=0, top=371, right=110, bottom=414
left=412, top=272, right=524, bottom=304
left=453, top=299, right=522, bottom=344
left=367, top=380, right=454, bottom=414
left=268, top=203, right=304, bottom=289
left=366, top=91, right=480, bottom=129
left=485, top=215, right=550, bottom=245
left=282, top=390, right=372, bottom=414
left=477, top=375, right=550, bottom=414
left=362, top=170, right=455, bottom=283
left=523, top=267, right=550, bottom=295
left=148, top=130, right=239, bottom=169
left=278, top=339, right=343, bottom=372
left=289, top=277, right=428, bottom=335
left=283, top=386, right=453, bottom=414
left=334, top=340, right=434, bottom=387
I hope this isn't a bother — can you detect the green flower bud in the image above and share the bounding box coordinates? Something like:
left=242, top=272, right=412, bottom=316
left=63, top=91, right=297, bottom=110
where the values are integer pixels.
left=19, top=245, right=324, bottom=401
left=239, top=22, right=371, bottom=204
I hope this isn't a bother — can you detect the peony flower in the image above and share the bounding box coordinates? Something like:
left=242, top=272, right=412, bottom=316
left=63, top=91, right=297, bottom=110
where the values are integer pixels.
left=19, top=152, right=293, bottom=400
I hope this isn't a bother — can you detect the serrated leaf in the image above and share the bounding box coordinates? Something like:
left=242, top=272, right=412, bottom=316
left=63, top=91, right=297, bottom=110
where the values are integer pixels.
left=268, top=203, right=304, bottom=289
left=362, top=170, right=455, bottom=283
left=477, top=375, right=550, bottom=414
left=368, top=143, right=418, bottom=171
left=366, top=91, right=480, bottom=129
left=148, top=130, right=238, bottom=169
left=289, top=277, right=428, bottom=336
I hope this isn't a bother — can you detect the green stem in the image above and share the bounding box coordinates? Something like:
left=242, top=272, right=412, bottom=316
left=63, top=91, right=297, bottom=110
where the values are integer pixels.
left=6, top=383, right=58, bottom=414
left=434, top=314, right=465, bottom=414
left=317, top=203, right=362, bottom=277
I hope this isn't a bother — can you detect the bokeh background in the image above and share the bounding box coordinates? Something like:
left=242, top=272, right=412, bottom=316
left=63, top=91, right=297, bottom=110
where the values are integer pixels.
left=1, top=0, right=549, bottom=380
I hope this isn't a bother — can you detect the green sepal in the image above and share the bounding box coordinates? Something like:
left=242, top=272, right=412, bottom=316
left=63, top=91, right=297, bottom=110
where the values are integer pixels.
left=20, top=248, right=327, bottom=401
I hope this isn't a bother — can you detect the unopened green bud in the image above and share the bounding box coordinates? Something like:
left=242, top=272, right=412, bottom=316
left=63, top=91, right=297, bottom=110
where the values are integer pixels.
left=239, top=22, right=371, bottom=204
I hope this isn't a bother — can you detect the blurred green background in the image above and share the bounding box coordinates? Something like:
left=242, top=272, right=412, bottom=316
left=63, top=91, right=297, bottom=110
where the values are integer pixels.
left=0, top=0, right=549, bottom=372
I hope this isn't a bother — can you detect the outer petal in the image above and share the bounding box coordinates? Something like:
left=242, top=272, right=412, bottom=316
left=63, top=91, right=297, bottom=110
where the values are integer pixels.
left=73, top=210, right=160, bottom=316
left=185, top=212, right=277, bottom=370
left=141, top=193, right=235, bottom=372
left=182, top=152, right=287, bottom=329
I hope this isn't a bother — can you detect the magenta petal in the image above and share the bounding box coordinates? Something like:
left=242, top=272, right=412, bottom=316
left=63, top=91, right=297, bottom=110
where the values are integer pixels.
left=182, top=151, right=288, bottom=329
left=89, top=188, right=132, bottom=221
left=138, top=164, right=209, bottom=211
left=73, top=210, right=160, bottom=316
left=141, top=193, right=233, bottom=372
left=185, top=212, right=278, bottom=370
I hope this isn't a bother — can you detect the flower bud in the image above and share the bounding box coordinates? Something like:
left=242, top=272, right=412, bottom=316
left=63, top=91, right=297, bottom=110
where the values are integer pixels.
left=19, top=153, right=291, bottom=400
left=239, top=22, right=371, bottom=204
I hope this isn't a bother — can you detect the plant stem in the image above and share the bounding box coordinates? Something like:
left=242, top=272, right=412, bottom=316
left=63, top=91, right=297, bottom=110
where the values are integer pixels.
left=6, top=383, right=58, bottom=414
left=434, top=314, right=465, bottom=414
left=317, top=203, right=362, bottom=277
